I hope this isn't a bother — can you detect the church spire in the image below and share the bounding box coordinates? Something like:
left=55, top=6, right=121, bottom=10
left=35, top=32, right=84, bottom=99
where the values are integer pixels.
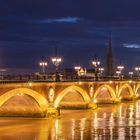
left=107, top=37, right=113, bottom=77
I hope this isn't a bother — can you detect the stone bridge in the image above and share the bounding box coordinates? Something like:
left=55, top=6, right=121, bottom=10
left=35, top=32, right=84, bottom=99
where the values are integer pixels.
left=0, top=80, right=139, bottom=117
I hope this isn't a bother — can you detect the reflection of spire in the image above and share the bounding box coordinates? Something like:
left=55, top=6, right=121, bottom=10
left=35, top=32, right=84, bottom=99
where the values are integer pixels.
left=107, top=37, right=113, bottom=76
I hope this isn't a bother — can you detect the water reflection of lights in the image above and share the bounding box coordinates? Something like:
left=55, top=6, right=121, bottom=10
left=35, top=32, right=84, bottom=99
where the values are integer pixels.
left=109, top=113, right=114, bottom=125
left=128, top=105, right=134, bottom=126
left=136, top=102, right=140, bottom=112
left=118, top=127, right=125, bottom=140
left=129, top=127, right=133, bottom=138
left=111, top=113, right=114, bottom=118
left=55, top=119, right=60, bottom=140
left=129, top=112, right=134, bottom=119
left=94, top=113, right=98, bottom=128
left=129, top=105, right=134, bottom=119
left=119, top=105, right=122, bottom=118
left=103, top=113, right=106, bottom=119
left=136, top=127, right=140, bottom=139
left=129, top=105, right=134, bottom=111
left=72, top=119, right=75, bottom=140
left=136, top=102, right=139, bottom=118
left=110, top=127, right=113, bottom=140
left=1, top=101, right=140, bottom=139
left=80, top=118, right=86, bottom=140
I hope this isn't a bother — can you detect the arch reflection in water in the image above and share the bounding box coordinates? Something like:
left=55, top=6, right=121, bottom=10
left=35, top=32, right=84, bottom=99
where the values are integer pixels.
left=0, top=94, right=44, bottom=117
left=0, top=101, right=140, bottom=139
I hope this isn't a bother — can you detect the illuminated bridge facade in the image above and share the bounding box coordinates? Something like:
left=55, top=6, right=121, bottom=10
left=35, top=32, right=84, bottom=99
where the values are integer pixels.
left=0, top=80, right=139, bottom=116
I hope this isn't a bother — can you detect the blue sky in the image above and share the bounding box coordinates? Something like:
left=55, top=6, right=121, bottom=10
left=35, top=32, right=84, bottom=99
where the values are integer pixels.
left=0, top=0, right=140, bottom=73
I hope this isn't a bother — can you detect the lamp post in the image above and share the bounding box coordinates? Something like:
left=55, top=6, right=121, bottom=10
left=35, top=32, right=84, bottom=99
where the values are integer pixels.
left=129, top=71, right=133, bottom=78
left=116, top=70, right=121, bottom=78
left=39, top=60, right=48, bottom=74
left=117, top=65, right=124, bottom=80
left=98, top=67, right=104, bottom=79
left=74, top=66, right=81, bottom=78
left=52, top=57, right=62, bottom=82
left=92, top=58, right=100, bottom=81
left=135, top=66, right=140, bottom=79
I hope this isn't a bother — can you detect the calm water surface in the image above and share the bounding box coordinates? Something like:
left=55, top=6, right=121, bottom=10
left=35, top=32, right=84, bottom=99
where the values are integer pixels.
left=0, top=101, right=140, bottom=140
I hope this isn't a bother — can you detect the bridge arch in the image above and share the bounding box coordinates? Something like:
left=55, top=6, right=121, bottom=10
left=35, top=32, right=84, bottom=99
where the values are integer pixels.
left=118, top=84, right=134, bottom=97
left=0, top=88, right=48, bottom=112
left=54, top=86, right=90, bottom=107
left=93, top=85, right=116, bottom=100
left=135, top=84, right=140, bottom=96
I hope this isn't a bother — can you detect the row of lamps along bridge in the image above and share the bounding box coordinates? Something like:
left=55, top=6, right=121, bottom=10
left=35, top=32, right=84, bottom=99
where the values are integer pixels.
left=39, top=56, right=140, bottom=81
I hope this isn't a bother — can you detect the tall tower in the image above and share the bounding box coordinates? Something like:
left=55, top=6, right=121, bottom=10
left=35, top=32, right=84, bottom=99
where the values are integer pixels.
left=107, top=38, right=113, bottom=76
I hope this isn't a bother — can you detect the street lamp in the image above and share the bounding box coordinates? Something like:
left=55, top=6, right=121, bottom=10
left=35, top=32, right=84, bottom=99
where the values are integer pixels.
left=92, top=58, right=100, bottom=81
left=129, top=71, right=133, bottom=78
left=52, top=57, right=62, bottom=82
left=74, top=66, right=81, bottom=77
left=117, top=65, right=124, bottom=72
left=39, top=60, right=48, bottom=74
left=116, top=70, right=121, bottom=76
left=135, top=65, right=140, bottom=79
left=117, top=65, right=124, bottom=80
left=98, top=67, right=104, bottom=79
left=92, top=60, right=100, bottom=67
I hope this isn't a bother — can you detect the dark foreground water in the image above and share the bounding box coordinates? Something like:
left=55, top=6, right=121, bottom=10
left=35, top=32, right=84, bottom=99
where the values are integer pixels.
left=0, top=101, right=140, bottom=140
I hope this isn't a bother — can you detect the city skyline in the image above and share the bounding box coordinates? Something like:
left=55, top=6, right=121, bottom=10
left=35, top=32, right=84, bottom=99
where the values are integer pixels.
left=0, top=0, right=140, bottom=73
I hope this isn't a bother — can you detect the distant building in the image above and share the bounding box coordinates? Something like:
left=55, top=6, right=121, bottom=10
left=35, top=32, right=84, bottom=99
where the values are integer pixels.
left=64, top=68, right=95, bottom=80
left=82, top=69, right=95, bottom=78
left=107, top=38, right=114, bottom=76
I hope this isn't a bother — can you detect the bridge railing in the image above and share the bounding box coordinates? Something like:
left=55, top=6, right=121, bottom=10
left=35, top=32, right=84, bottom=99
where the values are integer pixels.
left=0, top=74, right=139, bottom=83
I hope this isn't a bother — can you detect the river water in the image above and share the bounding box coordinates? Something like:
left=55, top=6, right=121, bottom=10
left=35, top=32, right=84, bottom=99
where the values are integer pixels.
left=0, top=101, right=140, bottom=140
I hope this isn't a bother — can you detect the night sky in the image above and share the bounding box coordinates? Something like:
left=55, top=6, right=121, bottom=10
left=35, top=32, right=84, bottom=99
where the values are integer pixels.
left=0, top=0, right=140, bottom=74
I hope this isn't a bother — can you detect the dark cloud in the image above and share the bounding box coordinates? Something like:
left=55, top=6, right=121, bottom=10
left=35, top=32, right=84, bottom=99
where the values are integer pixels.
left=1, top=0, right=140, bottom=21
left=0, top=0, right=140, bottom=73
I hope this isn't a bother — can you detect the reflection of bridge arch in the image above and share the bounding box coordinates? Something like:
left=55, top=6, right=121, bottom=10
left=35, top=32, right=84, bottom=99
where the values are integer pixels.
left=93, top=85, right=116, bottom=100
left=0, top=88, right=48, bottom=112
left=118, top=84, right=134, bottom=97
left=54, top=86, right=90, bottom=107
